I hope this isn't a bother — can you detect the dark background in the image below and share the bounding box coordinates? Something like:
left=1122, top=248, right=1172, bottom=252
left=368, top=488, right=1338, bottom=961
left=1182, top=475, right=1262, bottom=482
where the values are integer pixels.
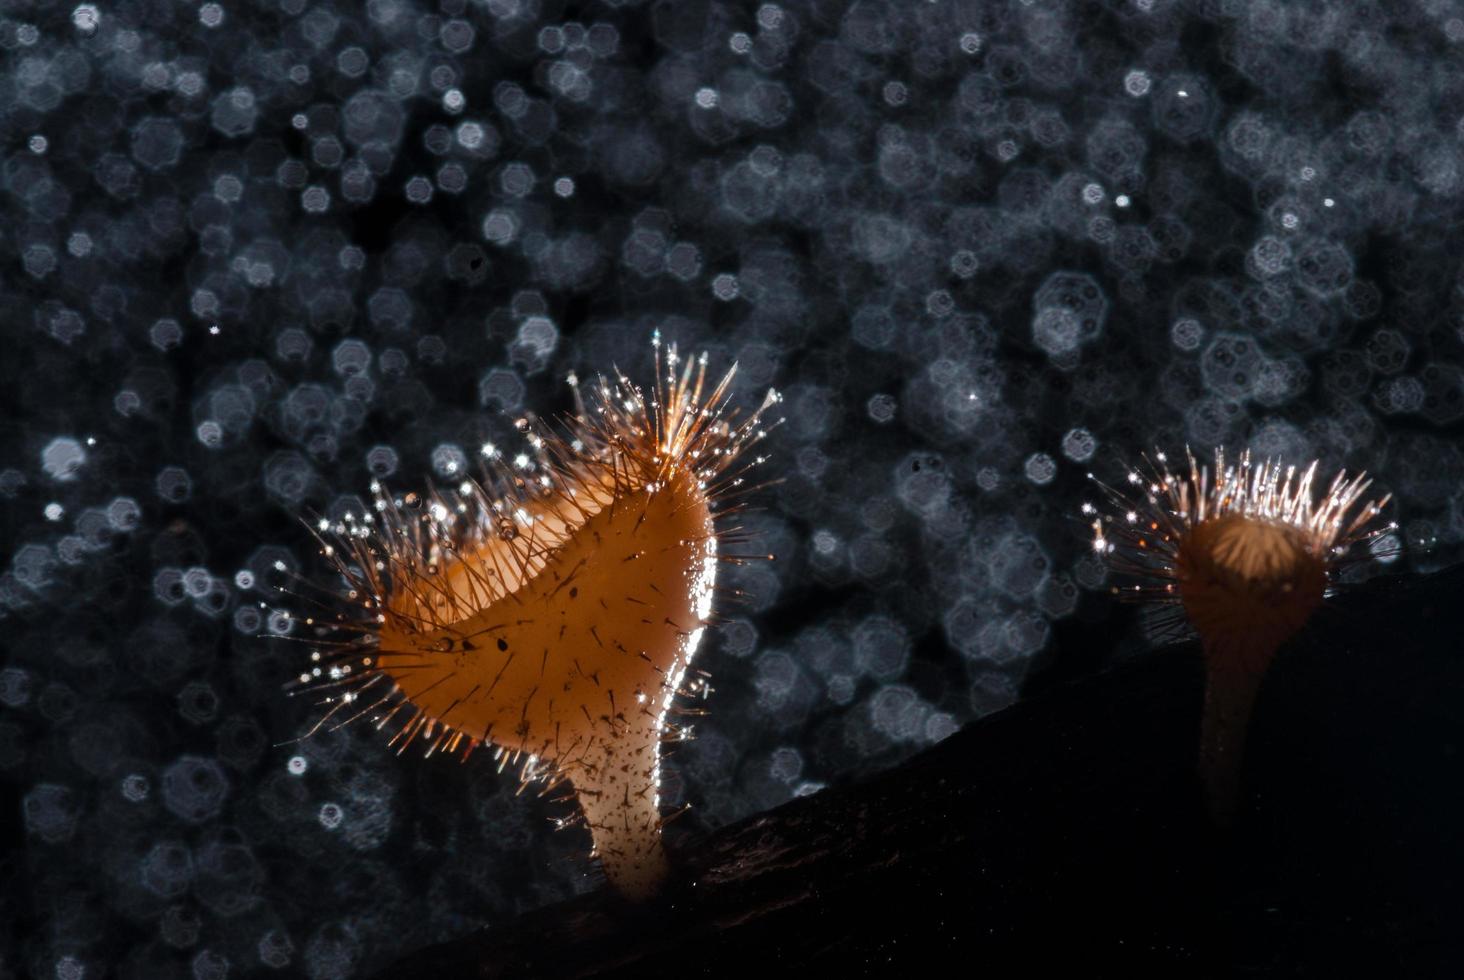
left=4, top=1, right=1464, bottom=976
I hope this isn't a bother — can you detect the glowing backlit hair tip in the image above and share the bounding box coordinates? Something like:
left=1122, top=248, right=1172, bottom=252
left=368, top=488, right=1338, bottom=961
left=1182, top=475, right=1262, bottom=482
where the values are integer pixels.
left=1085, top=446, right=1395, bottom=824
left=287, top=342, right=782, bottom=899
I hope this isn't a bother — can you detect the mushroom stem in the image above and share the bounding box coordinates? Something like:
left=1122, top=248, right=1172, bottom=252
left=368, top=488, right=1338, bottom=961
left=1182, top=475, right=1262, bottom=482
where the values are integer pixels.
left=575, top=722, right=669, bottom=901
left=1198, top=642, right=1277, bottom=827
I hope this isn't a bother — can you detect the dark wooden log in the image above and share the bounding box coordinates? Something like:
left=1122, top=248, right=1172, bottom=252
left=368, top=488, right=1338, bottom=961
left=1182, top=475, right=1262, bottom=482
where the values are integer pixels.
left=376, top=566, right=1464, bottom=978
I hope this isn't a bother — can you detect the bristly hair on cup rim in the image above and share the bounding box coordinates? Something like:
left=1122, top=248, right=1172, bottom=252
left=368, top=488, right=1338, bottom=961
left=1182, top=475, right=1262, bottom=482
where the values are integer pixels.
left=1083, top=445, right=1398, bottom=607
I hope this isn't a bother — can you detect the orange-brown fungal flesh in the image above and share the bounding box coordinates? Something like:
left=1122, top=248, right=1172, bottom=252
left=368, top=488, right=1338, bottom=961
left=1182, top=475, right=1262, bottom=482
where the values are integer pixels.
left=1175, top=514, right=1328, bottom=672
left=376, top=478, right=714, bottom=897
left=373, top=477, right=715, bottom=765
left=289, top=344, right=781, bottom=898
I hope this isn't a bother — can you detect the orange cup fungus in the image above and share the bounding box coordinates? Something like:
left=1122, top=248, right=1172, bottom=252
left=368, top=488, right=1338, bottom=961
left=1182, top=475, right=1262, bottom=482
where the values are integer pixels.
left=1087, top=448, right=1393, bottom=824
left=287, top=343, right=781, bottom=898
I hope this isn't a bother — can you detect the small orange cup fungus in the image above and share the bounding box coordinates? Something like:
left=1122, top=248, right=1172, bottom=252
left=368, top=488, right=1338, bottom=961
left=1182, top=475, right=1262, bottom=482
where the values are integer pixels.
left=1087, top=448, right=1393, bottom=824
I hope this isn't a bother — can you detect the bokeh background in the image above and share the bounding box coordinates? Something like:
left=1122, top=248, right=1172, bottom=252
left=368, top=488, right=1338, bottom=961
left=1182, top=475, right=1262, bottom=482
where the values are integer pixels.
left=5, top=0, right=1464, bottom=976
